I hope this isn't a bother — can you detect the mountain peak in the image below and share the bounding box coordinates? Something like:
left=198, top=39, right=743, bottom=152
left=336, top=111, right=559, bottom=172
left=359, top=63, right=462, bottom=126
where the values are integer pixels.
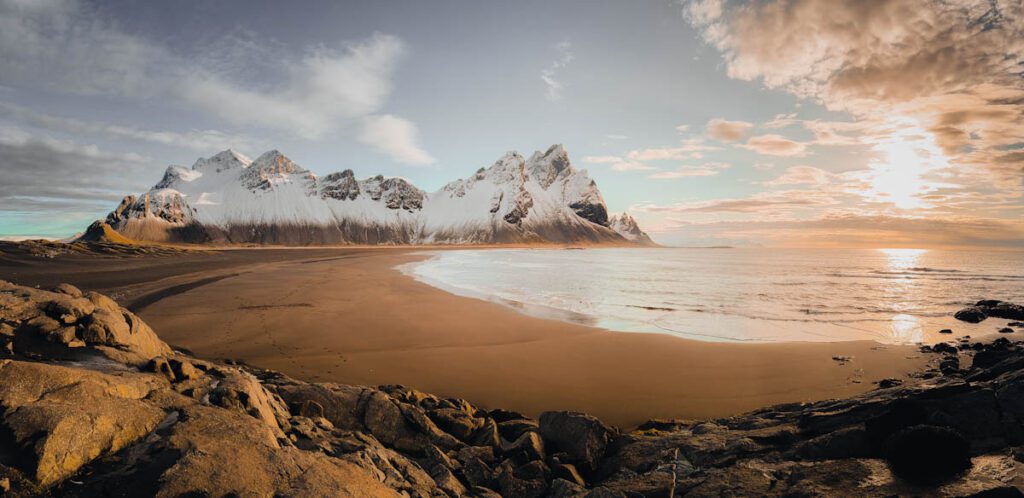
left=526, top=144, right=573, bottom=189
left=192, top=149, right=252, bottom=172
left=610, top=213, right=656, bottom=245
left=251, top=150, right=307, bottom=175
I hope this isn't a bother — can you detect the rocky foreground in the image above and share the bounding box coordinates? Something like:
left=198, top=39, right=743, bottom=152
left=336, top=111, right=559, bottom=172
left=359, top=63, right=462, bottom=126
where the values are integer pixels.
left=0, top=281, right=1022, bottom=497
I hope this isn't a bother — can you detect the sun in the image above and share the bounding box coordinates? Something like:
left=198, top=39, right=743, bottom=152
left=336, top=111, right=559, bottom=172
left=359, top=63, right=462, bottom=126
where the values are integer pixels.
left=864, top=119, right=950, bottom=210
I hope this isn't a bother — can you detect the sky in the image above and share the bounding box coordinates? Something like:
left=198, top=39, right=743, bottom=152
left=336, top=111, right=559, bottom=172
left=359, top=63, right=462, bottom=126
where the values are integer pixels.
left=0, top=0, right=1021, bottom=248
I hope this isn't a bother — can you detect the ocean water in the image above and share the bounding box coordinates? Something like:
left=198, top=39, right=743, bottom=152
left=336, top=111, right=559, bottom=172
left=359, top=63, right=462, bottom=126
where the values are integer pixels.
left=401, top=248, right=1024, bottom=344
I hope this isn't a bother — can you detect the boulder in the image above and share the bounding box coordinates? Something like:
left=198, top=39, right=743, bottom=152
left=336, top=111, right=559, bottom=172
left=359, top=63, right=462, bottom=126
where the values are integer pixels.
left=502, top=431, right=545, bottom=463
left=208, top=368, right=290, bottom=435
left=169, top=358, right=200, bottom=380
left=50, top=284, right=82, bottom=298
left=955, top=306, right=987, bottom=323
left=84, top=291, right=120, bottom=312
left=940, top=356, right=961, bottom=376
left=497, top=418, right=539, bottom=441
left=139, top=405, right=396, bottom=498
left=363, top=390, right=429, bottom=453
left=0, top=360, right=165, bottom=486
left=877, top=378, right=903, bottom=389
left=273, top=382, right=367, bottom=431
left=972, top=348, right=1016, bottom=370
left=430, top=407, right=483, bottom=442
left=496, top=460, right=547, bottom=498
left=976, top=301, right=1024, bottom=321
left=539, top=411, right=616, bottom=474
left=882, top=425, right=971, bottom=484
left=552, top=463, right=586, bottom=486
left=548, top=478, right=587, bottom=498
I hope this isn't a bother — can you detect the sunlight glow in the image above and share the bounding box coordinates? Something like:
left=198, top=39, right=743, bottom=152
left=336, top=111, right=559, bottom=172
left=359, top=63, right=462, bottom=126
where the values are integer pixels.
left=878, top=248, right=927, bottom=270
left=863, top=118, right=950, bottom=210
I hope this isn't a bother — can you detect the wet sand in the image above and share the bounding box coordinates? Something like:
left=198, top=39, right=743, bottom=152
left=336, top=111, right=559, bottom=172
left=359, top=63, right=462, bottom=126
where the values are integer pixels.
left=0, top=247, right=928, bottom=427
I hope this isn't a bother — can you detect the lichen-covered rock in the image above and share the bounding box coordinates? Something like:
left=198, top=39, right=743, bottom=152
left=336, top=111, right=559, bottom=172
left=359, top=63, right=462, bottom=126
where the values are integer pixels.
left=0, top=281, right=170, bottom=366
left=208, top=368, right=290, bottom=435
left=0, top=360, right=165, bottom=486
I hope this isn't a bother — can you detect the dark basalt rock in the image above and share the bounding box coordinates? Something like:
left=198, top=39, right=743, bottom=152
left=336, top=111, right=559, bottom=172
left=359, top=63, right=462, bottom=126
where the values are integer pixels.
left=503, top=190, right=534, bottom=225
left=538, top=411, right=616, bottom=474
left=955, top=306, right=988, bottom=323
left=319, top=170, right=361, bottom=201
left=973, top=300, right=1024, bottom=321
left=939, top=356, right=961, bottom=376
left=883, top=425, right=971, bottom=484
left=877, top=378, right=903, bottom=389
left=569, top=201, right=609, bottom=227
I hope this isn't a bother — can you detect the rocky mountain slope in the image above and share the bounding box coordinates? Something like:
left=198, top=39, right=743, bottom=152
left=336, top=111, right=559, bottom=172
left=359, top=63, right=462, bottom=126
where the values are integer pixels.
left=0, top=280, right=1022, bottom=496
left=94, top=145, right=655, bottom=246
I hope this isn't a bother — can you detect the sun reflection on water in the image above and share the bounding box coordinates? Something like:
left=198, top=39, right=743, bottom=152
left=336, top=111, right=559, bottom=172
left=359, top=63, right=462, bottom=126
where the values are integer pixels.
left=889, top=313, right=924, bottom=343
left=879, top=248, right=927, bottom=270
left=879, top=248, right=928, bottom=342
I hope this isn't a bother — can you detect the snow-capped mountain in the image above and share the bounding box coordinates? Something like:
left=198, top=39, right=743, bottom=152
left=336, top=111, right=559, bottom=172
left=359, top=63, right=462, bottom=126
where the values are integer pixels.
left=96, top=145, right=655, bottom=246
left=609, top=213, right=655, bottom=245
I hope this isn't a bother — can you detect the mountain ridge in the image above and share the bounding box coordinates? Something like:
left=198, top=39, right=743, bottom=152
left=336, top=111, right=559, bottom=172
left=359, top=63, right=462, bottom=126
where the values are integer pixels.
left=91, top=144, right=657, bottom=246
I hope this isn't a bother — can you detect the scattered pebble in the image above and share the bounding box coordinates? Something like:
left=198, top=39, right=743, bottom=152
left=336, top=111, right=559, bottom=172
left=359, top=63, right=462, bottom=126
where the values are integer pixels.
left=939, top=329, right=953, bottom=334
left=832, top=355, right=853, bottom=364
left=999, top=328, right=1015, bottom=334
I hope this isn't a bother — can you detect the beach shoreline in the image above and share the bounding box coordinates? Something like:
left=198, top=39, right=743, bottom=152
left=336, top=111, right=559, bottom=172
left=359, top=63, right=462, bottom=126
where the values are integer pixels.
left=0, top=245, right=929, bottom=427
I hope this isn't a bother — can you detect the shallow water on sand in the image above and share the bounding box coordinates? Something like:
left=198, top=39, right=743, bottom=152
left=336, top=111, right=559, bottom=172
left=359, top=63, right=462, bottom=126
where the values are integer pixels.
left=402, top=248, right=1024, bottom=344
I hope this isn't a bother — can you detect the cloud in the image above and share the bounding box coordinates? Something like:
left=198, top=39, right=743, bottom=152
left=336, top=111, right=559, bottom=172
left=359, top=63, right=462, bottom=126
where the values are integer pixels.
left=0, top=102, right=264, bottom=152
left=626, top=139, right=719, bottom=161
left=706, top=118, right=752, bottom=142
left=606, top=134, right=628, bottom=140
left=684, top=0, right=1024, bottom=187
left=763, top=165, right=830, bottom=186
left=583, top=155, right=655, bottom=171
left=0, top=127, right=154, bottom=212
left=635, top=189, right=833, bottom=213
left=357, top=114, right=435, bottom=166
left=675, top=124, right=691, bottom=133
left=661, top=212, right=1024, bottom=249
left=649, top=162, right=731, bottom=179
left=740, top=134, right=808, bottom=156
left=0, top=0, right=433, bottom=163
left=180, top=33, right=405, bottom=140
left=541, top=41, right=574, bottom=102
left=612, top=161, right=656, bottom=172
left=763, top=113, right=799, bottom=129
